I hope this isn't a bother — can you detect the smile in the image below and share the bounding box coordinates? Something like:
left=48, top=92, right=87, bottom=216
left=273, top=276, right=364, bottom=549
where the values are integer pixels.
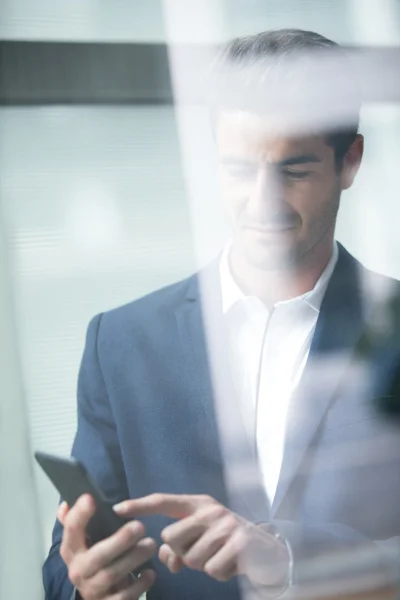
left=247, top=223, right=298, bottom=233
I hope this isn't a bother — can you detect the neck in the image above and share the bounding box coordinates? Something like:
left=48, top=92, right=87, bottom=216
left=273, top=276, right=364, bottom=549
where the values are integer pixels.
left=229, top=238, right=334, bottom=309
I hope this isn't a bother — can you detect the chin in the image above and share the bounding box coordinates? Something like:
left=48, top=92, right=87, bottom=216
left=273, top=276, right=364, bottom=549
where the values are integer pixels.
left=242, top=238, right=300, bottom=271
left=244, top=247, right=294, bottom=271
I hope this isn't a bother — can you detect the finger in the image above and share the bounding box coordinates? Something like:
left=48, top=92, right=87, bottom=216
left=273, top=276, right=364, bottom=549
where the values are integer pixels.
left=57, top=501, right=69, bottom=525
left=159, top=544, right=184, bottom=573
left=204, top=527, right=247, bottom=582
left=79, top=520, right=146, bottom=579
left=161, top=503, right=227, bottom=556
left=108, top=569, right=156, bottom=600
left=114, top=493, right=202, bottom=519
left=205, top=555, right=237, bottom=583
left=61, top=494, right=96, bottom=559
left=181, top=513, right=238, bottom=571
left=87, top=538, right=157, bottom=596
left=160, top=515, right=205, bottom=556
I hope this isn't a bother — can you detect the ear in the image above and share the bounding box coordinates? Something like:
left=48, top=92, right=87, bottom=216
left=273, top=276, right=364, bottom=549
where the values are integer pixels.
left=341, top=134, right=364, bottom=190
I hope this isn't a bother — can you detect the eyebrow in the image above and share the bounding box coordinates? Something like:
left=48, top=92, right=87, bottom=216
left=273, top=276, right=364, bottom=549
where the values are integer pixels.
left=220, top=153, right=322, bottom=168
left=278, top=154, right=322, bottom=167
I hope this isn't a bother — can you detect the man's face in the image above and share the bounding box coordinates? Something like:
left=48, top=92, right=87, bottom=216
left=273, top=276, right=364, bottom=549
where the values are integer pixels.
left=217, top=111, right=355, bottom=271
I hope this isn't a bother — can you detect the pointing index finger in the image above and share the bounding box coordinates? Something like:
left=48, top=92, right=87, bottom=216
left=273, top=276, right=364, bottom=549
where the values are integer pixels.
left=114, top=494, right=200, bottom=519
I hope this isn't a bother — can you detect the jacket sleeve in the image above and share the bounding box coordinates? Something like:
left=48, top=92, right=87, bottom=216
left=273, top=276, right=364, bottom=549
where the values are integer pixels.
left=42, top=313, right=129, bottom=600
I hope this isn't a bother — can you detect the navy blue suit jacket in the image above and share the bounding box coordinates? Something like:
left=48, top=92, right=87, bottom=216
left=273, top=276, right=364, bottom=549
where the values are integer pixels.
left=43, top=245, right=400, bottom=599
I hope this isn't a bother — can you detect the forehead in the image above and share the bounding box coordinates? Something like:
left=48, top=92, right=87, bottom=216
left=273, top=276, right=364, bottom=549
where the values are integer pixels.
left=216, top=110, right=331, bottom=160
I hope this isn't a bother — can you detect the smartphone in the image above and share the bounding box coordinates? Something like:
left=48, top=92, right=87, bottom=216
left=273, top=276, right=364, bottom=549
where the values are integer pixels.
left=35, top=451, right=136, bottom=546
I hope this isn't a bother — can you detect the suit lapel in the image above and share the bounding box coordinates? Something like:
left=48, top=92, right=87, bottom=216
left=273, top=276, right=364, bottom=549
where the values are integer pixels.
left=271, top=245, right=366, bottom=516
left=174, top=263, right=221, bottom=453
left=175, top=261, right=269, bottom=521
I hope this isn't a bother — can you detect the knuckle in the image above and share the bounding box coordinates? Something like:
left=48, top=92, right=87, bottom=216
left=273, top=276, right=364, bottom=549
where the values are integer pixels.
left=200, top=494, right=215, bottom=505
left=205, top=563, right=225, bottom=581
left=206, top=503, right=226, bottom=520
left=183, top=555, right=201, bottom=570
left=98, top=567, right=114, bottom=589
left=209, top=527, right=232, bottom=551
left=90, top=547, right=107, bottom=572
left=222, top=513, right=239, bottom=532
left=209, top=526, right=228, bottom=546
left=231, top=527, right=249, bottom=554
left=235, top=525, right=249, bottom=545
left=149, top=493, right=163, bottom=506
left=191, top=511, right=207, bottom=528
left=195, top=504, right=217, bottom=523
left=68, top=565, right=83, bottom=588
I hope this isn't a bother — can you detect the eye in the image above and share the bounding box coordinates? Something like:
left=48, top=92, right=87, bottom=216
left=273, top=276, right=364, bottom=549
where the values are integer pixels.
left=283, top=170, right=311, bottom=180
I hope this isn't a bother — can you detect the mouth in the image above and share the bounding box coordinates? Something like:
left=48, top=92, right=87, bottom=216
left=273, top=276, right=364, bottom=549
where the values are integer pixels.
left=246, top=222, right=298, bottom=234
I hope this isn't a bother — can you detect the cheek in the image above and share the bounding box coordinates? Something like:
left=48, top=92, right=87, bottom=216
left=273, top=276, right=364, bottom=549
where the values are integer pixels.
left=291, top=180, right=339, bottom=227
left=281, top=182, right=313, bottom=213
left=220, top=177, right=249, bottom=214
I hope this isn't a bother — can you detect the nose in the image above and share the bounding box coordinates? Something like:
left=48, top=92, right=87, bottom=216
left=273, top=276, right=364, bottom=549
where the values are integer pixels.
left=247, top=165, right=283, bottom=221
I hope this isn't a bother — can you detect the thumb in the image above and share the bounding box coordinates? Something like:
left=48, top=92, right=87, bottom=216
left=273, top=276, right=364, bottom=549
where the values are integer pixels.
left=57, top=501, right=69, bottom=526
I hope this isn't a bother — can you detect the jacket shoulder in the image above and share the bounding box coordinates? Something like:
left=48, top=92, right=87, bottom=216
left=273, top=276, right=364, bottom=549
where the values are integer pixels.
left=98, top=272, right=198, bottom=334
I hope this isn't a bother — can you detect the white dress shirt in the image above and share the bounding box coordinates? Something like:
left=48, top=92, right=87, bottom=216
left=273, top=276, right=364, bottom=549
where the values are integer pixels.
left=219, top=242, right=338, bottom=504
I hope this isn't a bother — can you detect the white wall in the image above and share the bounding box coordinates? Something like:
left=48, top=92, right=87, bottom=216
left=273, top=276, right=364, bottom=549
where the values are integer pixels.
left=1, top=0, right=399, bottom=44
left=0, top=105, right=195, bottom=551
left=0, top=0, right=166, bottom=42
left=0, top=213, right=43, bottom=599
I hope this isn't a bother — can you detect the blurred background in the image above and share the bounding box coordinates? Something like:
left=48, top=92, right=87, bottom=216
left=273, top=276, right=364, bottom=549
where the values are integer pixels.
left=1, top=1, right=400, bottom=598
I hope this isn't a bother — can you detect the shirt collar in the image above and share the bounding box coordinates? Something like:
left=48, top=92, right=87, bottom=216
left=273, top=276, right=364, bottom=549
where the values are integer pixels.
left=219, top=241, right=339, bottom=316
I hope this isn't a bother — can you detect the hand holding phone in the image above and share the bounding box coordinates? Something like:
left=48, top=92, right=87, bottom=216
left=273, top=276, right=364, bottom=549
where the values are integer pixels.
left=35, top=451, right=135, bottom=545
left=36, top=451, right=157, bottom=599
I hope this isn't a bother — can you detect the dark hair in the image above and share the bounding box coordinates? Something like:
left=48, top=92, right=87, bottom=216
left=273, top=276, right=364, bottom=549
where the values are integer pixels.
left=209, top=29, right=361, bottom=169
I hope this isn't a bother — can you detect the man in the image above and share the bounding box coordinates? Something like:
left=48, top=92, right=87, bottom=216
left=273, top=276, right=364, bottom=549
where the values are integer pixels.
left=43, top=30, right=400, bottom=600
